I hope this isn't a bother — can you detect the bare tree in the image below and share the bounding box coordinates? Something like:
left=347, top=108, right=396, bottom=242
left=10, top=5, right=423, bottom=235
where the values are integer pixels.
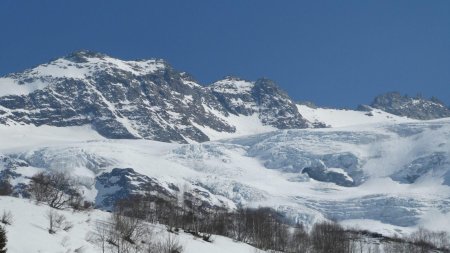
left=47, top=209, right=57, bottom=234
left=430, top=231, right=450, bottom=250
left=310, top=221, right=349, bottom=253
left=231, top=206, right=247, bottom=242
left=89, top=219, right=112, bottom=253
left=29, top=171, right=82, bottom=209
left=383, top=234, right=409, bottom=253
left=107, top=210, right=148, bottom=253
left=409, top=227, right=435, bottom=253
left=288, top=223, right=310, bottom=252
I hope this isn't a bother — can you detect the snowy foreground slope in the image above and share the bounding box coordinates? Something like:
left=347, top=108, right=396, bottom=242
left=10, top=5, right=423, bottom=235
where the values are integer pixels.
left=2, top=117, right=450, bottom=238
left=0, top=196, right=264, bottom=253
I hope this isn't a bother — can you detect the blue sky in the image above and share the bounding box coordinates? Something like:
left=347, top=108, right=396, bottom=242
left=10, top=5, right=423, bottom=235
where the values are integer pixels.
left=0, top=0, right=449, bottom=108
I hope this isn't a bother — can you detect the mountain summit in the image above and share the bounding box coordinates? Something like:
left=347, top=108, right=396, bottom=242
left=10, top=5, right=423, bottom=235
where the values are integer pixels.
left=1, top=51, right=449, bottom=144
left=0, top=51, right=309, bottom=143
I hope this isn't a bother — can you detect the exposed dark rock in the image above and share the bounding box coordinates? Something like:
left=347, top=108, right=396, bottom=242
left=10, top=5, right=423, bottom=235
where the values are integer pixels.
left=391, top=152, right=450, bottom=184
left=95, top=168, right=175, bottom=209
left=302, top=167, right=355, bottom=187
left=95, top=168, right=231, bottom=212
left=370, top=92, right=450, bottom=120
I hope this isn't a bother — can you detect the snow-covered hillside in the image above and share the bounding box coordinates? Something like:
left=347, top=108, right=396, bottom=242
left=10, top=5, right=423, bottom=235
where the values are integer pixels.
left=2, top=118, right=450, bottom=237
left=296, top=104, right=414, bottom=128
left=0, top=196, right=265, bottom=253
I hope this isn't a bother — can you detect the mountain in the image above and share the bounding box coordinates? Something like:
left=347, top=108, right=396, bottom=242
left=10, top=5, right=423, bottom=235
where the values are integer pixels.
left=0, top=50, right=309, bottom=143
left=369, top=92, right=450, bottom=120
left=2, top=51, right=450, bottom=249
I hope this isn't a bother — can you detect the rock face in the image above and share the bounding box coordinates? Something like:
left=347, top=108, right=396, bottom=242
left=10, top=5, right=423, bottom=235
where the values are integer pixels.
left=95, top=168, right=176, bottom=209
left=209, top=77, right=309, bottom=129
left=391, top=152, right=450, bottom=184
left=0, top=155, right=30, bottom=197
left=370, top=92, right=450, bottom=120
left=95, top=168, right=233, bottom=211
left=0, top=51, right=309, bottom=143
left=301, top=153, right=364, bottom=187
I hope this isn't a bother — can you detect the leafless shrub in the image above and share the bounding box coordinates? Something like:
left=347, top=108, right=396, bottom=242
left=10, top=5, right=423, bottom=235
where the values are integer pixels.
left=105, top=210, right=149, bottom=253
left=0, top=210, right=12, bottom=226
left=147, top=233, right=183, bottom=253
left=89, top=219, right=112, bottom=253
left=46, top=209, right=72, bottom=234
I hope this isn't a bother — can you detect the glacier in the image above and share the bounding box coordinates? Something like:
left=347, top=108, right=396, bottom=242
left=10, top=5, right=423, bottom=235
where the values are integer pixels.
left=1, top=117, right=450, bottom=235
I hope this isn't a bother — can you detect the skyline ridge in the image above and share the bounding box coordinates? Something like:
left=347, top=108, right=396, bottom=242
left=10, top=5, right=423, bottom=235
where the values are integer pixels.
left=1, top=0, right=448, bottom=108
left=1, top=49, right=448, bottom=110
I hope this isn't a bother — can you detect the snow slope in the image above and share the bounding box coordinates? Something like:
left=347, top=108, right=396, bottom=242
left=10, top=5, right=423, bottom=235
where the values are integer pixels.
left=0, top=196, right=266, bottom=253
left=296, top=104, right=414, bottom=127
left=2, top=118, right=450, bottom=237
left=0, top=124, right=105, bottom=152
left=191, top=111, right=276, bottom=141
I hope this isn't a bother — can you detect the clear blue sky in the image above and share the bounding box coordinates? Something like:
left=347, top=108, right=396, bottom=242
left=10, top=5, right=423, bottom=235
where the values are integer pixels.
left=1, top=0, right=449, bottom=108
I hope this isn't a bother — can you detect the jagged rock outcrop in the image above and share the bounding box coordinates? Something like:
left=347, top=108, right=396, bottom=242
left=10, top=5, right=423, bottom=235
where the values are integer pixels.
left=370, top=92, right=450, bottom=120
left=209, top=77, right=309, bottom=129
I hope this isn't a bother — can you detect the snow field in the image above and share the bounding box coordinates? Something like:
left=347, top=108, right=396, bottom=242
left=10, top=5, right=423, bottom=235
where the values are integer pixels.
left=0, top=196, right=266, bottom=253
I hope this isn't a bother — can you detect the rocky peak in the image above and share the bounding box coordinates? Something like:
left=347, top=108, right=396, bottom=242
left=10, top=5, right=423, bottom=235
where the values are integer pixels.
left=64, top=49, right=108, bottom=63
left=209, top=77, right=308, bottom=128
left=370, top=92, right=450, bottom=120
left=209, top=76, right=254, bottom=94
left=0, top=51, right=310, bottom=142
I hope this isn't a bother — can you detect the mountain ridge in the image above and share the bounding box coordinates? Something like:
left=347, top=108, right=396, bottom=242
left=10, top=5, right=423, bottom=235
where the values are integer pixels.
left=0, top=50, right=309, bottom=143
left=1, top=50, right=448, bottom=145
left=369, top=91, right=450, bottom=120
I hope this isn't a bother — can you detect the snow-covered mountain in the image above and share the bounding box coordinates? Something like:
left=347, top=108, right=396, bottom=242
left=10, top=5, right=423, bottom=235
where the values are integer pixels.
left=0, top=50, right=308, bottom=143
left=1, top=51, right=450, bottom=248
